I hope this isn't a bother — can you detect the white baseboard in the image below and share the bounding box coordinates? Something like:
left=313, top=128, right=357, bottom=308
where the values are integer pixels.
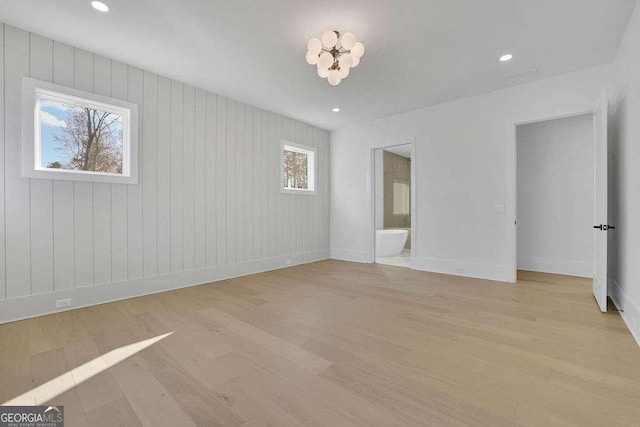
left=330, top=248, right=372, bottom=264
left=517, top=256, right=592, bottom=278
left=610, top=279, right=640, bottom=347
left=0, top=250, right=329, bottom=325
left=413, top=257, right=513, bottom=282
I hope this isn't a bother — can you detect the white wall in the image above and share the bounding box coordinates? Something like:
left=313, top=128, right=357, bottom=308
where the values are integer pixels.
left=516, top=114, right=594, bottom=277
left=331, top=65, right=611, bottom=281
left=0, top=24, right=330, bottom=323
left=610, top=2, right=640, bottom=344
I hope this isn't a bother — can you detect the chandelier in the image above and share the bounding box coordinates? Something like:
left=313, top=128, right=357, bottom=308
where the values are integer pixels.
left=306, top=30, right=365, bottom=86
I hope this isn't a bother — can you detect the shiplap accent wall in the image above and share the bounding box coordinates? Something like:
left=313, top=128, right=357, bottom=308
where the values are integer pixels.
left=0, top=24, right=330, bottom=322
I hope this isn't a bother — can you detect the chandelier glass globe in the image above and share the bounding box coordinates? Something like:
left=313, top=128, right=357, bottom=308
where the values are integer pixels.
left=307, top=38, right=322, bottom=55
left=305, top=30, right=364, bottom=86
left=327, top=70, right=342, bottom=86
left=340, top=32, right=357, bottom=50
left=317, top=66, right=330, bottom=78
left=321, top=30, right=338, bottom=48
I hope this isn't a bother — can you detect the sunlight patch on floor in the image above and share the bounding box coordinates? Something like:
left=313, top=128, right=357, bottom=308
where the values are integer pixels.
left=2, top=332, right=173, bottom=406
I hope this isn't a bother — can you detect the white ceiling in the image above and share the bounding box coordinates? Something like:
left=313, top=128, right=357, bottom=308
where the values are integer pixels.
left=0, top=0, right=635, bottom=130
left=384, top=145, right=412, bottom=159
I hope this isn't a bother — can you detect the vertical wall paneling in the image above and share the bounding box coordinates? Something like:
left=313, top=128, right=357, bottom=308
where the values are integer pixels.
left=110, top=60, right=128, bottom=282
left=292, top=120, right=300, bottom=254
left=194, top=89, right=206, bottom=269
left=215, top=96, right=226, bottom=266
left=297, top=121, right=305, bottom=254
left=225, top=99, right=236, bottom=264
left=251, top=108, right=261, bottom=261
left=296, top=121, right=303, bottom=253
left=142, top=71, right=158, bottom=277
left=296, top=119, right=303, bottom=254
left=309, top=124, right=316, bottom=252
left=92, top=54, right=113, bottom=285
left=275, top=116, right=282, bottom=257
left=126, top=67, right=144, bottom=279
left=0, top=25, right=5, bottom=298
left=182, top=85, right=195, bottom=270
left=243, top=104, right=253, bottom=261
left=268, top=112, right=277, bottom=257
left=0, top=26, right=330, bottom=313
left=204, top=92, right=217, bottom=267
left=156, top=76, right=171, bottom=275
left=287, top=118, right=295, bottom=256
left=307, top=124, right=315, bottom=252
left=260, top=110, right=269, bottom=258
left=235, top=101, right=245, bottom=263
left=5, top=26, right=31, bottom=298
left=302, top=123, right=309, bottom=253
left=51, top=41, right=75, bottom=291
left=170, top=81, right=184, bottom=272
left=306, top=126, right=320, bottom=252
left=72, top=49, right=94, bottom=288
left=284, top=117, right=292, bottom=255
left=279, top=116, right=288, bottom=257
left=29, top=33, right=54, bottom=295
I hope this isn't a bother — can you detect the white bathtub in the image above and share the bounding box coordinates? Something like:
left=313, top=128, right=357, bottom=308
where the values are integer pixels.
left=376, top=229, right=409, bottom=257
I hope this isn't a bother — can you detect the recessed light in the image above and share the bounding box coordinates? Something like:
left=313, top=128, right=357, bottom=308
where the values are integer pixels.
left=332, top=107, right=340, bottom=112
left=500, top=54, right=513, bottom=62
left=91, top=1, right=109, bottom=12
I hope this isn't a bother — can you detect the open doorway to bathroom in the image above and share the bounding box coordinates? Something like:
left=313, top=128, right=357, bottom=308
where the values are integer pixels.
left=373, top=144, right=414, bottom=268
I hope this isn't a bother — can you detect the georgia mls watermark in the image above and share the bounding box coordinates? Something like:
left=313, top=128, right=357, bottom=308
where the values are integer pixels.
left=0, top=406, right=64, bottom=427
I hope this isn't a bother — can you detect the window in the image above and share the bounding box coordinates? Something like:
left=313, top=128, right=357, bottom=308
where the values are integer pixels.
left=281, top=141, right=316, bottom=195
left=393, top=181, right=410, bottom=215
left=22, top=77, right=138, bottom=184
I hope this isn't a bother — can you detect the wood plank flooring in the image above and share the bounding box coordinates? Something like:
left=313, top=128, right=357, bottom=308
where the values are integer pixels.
left=1, top=261, right=639, bottom=426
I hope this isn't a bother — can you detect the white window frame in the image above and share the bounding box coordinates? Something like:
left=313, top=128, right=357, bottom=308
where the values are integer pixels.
left=22, top=77, right=139, bottom=184
left=281, top=140, right=317, bottom=195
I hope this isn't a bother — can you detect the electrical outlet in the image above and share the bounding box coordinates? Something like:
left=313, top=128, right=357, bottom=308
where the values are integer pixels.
left=56, top=298, right=71, bottom=308
left=455, top=268, right=465, bottom=274
left=285, top=259, right=292, bottom=265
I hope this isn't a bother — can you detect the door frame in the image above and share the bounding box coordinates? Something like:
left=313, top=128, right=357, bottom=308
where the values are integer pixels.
left=508, top=109, right=595, bottom=283
left=369, top=139, right=417, bottom=267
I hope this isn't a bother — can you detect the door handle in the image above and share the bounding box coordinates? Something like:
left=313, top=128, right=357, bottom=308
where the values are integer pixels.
left=594, top=224, right=616, bottom=231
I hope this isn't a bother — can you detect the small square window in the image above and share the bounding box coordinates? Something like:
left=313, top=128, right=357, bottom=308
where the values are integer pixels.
left=22, top=77, right=138, bottom=184
left=281, top=141, right=316, bottom=195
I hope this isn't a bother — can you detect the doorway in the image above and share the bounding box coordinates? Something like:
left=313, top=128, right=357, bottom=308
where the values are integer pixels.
left=515, top=113, right=595, bottom=279
left=510, top=96, right=610, bottom=312
left=372, top=143, right=415, bottom=268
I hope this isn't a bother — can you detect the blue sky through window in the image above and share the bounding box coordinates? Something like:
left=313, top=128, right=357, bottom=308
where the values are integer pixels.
left=40, top=99, right=72, bottom=167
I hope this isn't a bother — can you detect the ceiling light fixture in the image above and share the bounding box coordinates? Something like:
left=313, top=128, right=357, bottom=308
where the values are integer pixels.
left=332, top=107, right=340, bottom=112
left=500, top=54, right=513, bottom=62
left=306, top=30, right=365, bottom=86
left=91, top=1, right=109, bottom=12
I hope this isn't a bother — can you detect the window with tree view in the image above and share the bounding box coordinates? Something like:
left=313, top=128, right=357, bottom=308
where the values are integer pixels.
left=22, top=77, right=138, bottom=184
left=282, top=142, right=316, bottom=194
left=39, top=97, right=124, bottom=174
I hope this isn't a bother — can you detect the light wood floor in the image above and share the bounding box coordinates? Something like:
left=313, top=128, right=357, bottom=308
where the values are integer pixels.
left=1, top=261, right=639, bottom=426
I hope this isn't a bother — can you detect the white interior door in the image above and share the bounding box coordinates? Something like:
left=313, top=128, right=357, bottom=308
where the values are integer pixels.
left=593, top=96, right=609, bottom=312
